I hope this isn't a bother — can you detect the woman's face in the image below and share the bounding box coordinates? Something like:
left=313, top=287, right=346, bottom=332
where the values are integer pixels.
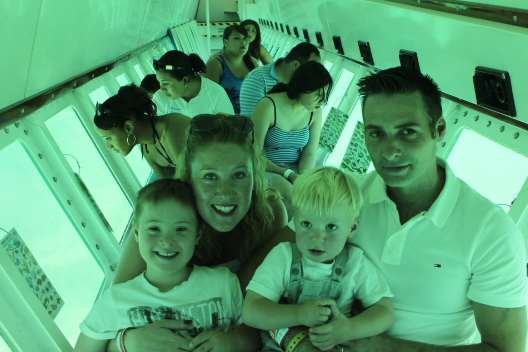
left=299, top=85, right=330, bottom=112
left=190, top=143, right=254, bottom=232
left=244, top=25, right=257, bottom=43
left=224, top=31, right=249, bottom=56
left=96, top=126, right=133, bottom=155
left=155, top=71, right=186, bottom=99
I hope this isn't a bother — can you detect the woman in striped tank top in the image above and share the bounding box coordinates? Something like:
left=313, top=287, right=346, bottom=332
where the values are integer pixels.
left=252, top=61, right=332, bottom=215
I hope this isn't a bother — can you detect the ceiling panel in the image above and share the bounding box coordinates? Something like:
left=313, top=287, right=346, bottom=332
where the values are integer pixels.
left=0, top=0, right=43, bottom=109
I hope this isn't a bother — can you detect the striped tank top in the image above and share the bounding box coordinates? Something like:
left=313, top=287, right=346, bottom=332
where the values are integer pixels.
left=263, top=96, right=313, bottom=166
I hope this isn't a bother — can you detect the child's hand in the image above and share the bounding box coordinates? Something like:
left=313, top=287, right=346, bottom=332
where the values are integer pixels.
left=308, top=302, right=349, bottom=351
left=124, top=319, right=194, bottom=352
left=297, top=299, right=335, bottom=327
left=188, top=329, right=231, bottom=352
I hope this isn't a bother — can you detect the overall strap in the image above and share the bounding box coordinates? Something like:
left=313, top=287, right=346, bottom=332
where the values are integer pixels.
left=263, top=96, right=278, bottom=127
left=285, top=243, right=303, bottom=304
left=327, top=245, right=349, bottom=299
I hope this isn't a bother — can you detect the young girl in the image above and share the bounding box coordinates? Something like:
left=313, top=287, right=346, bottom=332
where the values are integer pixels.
left=74, top=179, right=243, bottom=352
left=242, top=167, right=395, bottom=351
left=205, top=25, right=258, bottom=114
left=240, top=19, right=273, bottom=65
left=154, top=50, right=234, bottom=116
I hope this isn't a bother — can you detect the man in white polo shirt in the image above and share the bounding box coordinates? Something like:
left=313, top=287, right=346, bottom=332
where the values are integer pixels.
left=340, top=67, right=527, bottom=351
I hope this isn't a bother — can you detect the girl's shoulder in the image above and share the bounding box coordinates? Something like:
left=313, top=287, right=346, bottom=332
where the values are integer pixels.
left=157, top=114, right=190, bottom=138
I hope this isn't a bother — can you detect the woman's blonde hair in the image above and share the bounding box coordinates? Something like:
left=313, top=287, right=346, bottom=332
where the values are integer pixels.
left=177, top=114, right=277, bottom=265
left=292, top=167, right=363, bottom=219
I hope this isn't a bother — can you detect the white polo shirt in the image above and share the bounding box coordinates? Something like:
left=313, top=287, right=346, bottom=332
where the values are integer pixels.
left=154, top=76, right=234, bottom=117
left=351, top=162, right=527, bottom=346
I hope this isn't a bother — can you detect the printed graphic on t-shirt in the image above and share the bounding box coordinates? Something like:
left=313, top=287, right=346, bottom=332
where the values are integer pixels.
left=127, top=297, right=230, bottom=335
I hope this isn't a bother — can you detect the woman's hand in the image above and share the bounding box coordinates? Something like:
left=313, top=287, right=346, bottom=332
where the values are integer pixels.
left=188, top=329, right=232, bottom=352
left=124, top=319, right=194, bottom=352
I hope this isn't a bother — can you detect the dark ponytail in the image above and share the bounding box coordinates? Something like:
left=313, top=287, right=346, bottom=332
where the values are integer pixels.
left=154, top=50, right=205, bottom=80
left=268, top=62, right=332, bottom=100
left=188, top=53, right=206, bottom=74
left=94, top=85, right=156, bottom=130
left=240, top=19, right=262, bottom=61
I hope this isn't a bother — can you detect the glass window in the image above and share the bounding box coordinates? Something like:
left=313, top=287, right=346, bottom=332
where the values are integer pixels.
left=323, top=60, right=333, bottom=71
left=447, top=128, right=528, bottom=211
left=126, top=148, right=151, bottom=186
left=88, top=87, right=152, bottom=186
left=322, top=69, right=355, bottom=123
left=88, top=86, right=110, bottom=106
left=116, top=73, right=131, bottom=87
left=46, top=107, right=132, bottom=239
left=0, top=142, right=104, bottom=346
left=134, top=64, right=145, bottom=80
left=325, top=101, right=364, bottom=167
left=0, top=334, right=11, bottom=352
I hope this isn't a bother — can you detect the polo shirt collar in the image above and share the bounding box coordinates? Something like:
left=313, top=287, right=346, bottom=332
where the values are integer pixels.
left=363, top=159, right=461, bottom=228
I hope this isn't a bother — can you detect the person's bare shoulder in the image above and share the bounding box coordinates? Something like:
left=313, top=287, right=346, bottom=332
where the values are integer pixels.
left=158, top=114, right=190, bottom=139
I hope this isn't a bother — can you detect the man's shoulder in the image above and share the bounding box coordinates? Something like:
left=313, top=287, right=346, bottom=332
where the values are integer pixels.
left=245, top=63, right=273, bottom=81
left=450, top=175, right=507, bottom=220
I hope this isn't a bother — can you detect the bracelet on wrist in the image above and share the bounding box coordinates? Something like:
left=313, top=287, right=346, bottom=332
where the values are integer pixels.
left=117, top=327, right=133, bottom=352
left=286, top=331, right=308, bottom=352
left=282, top=168, right=294, bottom=180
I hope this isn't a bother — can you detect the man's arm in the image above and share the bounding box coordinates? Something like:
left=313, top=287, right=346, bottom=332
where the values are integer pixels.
left=342, top=304, right=527, bottom=352
left=239, top=73, right=265, bottom=117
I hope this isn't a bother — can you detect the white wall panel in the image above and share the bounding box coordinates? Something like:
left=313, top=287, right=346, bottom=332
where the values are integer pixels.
left=465, top=0, right=528, bottom=9
left=2, top=0, right=198, bottom=112
left=250, top=0, right=528, bottom=123
left=0, top=0, right=43, bottom=109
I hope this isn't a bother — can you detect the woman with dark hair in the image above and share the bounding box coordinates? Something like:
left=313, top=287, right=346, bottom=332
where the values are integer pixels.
left=205, top=25, right=258, bottom=114
left=241, top=19, right=273, bottom=65
left=106, top=115, right=292, bottom=352
left=251, top=61, right=333, bottom=213
left=94, top=85, right=189, bottom=178
left=153, top=50, right=234, bottom=116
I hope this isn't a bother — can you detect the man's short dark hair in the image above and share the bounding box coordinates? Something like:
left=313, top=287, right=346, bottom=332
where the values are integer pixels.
left=284, top=42, right=320, bottom=65
left=140, top=74, right=160, bottom=94
left=357, top=67, right=442, bottom=126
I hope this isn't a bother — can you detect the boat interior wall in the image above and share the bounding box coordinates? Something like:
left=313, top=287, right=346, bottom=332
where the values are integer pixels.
left=246, top=0, right=528, bottom=124
left=1, top=0, right=199, bottom=112
left=462, top=0, right=528, bottom=10
left=196, top=0, right=239, bottom=22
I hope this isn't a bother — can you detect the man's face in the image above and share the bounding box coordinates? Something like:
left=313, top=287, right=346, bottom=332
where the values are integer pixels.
left=363, top=91, right=443, bottom=190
